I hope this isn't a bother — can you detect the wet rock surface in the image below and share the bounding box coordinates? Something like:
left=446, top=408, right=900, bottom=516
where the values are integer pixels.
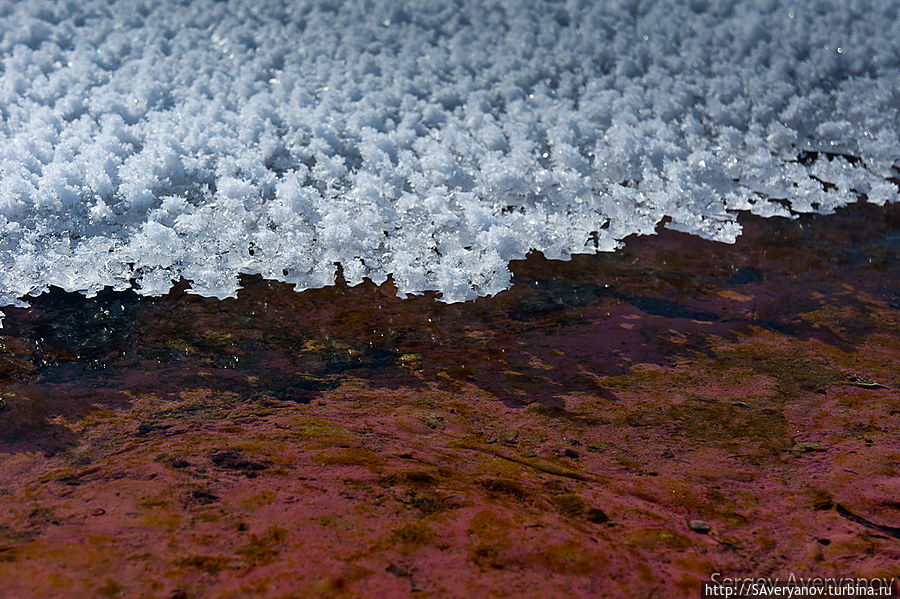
left=0, top=203, right=898, bottom=597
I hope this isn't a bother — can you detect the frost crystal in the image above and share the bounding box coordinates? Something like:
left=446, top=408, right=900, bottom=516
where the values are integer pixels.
left=1, top=0, right=898, bottom=316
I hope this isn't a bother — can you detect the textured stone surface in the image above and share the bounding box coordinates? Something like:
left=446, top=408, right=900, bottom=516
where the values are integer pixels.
left=0, top=203, right=898, bottom=598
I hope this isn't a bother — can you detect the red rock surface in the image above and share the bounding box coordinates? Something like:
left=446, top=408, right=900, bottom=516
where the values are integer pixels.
left=0, top=203, right=898, bottom=598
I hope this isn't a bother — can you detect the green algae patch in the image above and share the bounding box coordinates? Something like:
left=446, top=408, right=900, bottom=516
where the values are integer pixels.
left=381, top=470, right=439, bottom=488
left=235, top=526, right=288, bottom=567
left=392, top=521, right=435, bottom=548
left=239, top=491, right=277, bottom=509
left=713, top=344, right=845, bottom=398
left=456, top=441, right=589, bottom=481
left=662, top=400, right=791, bottom=458
left=628, top=527, right=694, bottom=551
left=551, top=493, right=609, bottom=524
left=36, top=468, right=75, bottom=484
left=177, top=554, right=235, bottom=575
left=314, top=448, right=385, bottom=470
left=287, top=418, right=355, bottom=445
left=529, top=540, right=605, bottom=575
left=96, top=579, right=122, bottom=598
left=479, top=478, right=530, bottom=500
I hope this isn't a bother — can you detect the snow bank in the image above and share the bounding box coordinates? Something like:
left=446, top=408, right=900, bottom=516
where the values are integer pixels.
left=1, top=0, right=898, bottom=313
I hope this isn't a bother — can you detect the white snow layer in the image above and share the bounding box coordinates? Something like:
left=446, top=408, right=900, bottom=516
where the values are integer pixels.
left=1, top=0, right=898, bottom=311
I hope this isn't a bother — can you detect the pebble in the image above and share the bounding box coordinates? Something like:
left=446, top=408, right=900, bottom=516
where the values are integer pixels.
left=688, top=519, right=711, bottom=533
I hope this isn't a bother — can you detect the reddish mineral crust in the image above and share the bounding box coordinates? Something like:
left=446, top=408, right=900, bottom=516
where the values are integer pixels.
left=0, top=203, right=898, bottom=598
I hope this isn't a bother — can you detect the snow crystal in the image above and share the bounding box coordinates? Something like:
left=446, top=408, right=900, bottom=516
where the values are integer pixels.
left=1, top=0, right=898, bottom=319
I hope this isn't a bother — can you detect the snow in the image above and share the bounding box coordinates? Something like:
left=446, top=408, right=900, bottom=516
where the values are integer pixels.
left=0, top=0, right=898, bottom=318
